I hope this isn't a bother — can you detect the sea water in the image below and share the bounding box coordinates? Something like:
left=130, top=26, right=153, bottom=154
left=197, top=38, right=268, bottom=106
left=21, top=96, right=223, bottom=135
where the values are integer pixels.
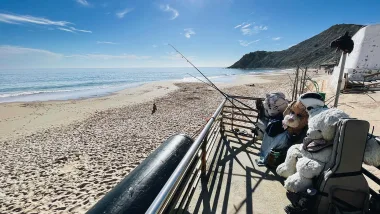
left=0, top=67, right=275, bottom=103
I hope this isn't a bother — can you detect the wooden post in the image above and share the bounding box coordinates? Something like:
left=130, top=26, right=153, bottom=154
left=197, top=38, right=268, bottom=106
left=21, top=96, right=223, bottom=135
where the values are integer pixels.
left=292, top=66, right=299, bottom=101
left=298, top=67, right=304, bottom=95
left=294, top=67, right=299, bottom=100
left=301, top=67, right=307, bottom=94
left=334, top=53, right=347, bottom=107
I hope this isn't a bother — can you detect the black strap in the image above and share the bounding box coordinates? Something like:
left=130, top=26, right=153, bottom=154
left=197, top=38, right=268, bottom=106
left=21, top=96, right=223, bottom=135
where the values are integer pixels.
left=319, top=192, right=362, bottom=211
left=330, top=171, right=362, bottom=178
left=332, top=196, right=361, bottom=211
left=319, top=191, right=328, bottom=197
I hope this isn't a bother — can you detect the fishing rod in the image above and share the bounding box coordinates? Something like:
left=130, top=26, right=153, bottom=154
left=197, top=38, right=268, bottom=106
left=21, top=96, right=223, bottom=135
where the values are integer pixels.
left=169, top=44, right=256, bottom=124
left=186, top=73, right=260, bottom=111
left=171, top=44, right=255, bottom=112
left=186, top=73, right=215, bottom=88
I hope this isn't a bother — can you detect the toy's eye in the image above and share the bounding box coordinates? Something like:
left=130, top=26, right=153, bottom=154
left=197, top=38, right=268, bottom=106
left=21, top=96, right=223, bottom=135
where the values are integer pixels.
left=290, top=111, right=295, bottom=115
left=297, top=114, right=303, bottom=118
left=318, top=130, right=322, bottom=133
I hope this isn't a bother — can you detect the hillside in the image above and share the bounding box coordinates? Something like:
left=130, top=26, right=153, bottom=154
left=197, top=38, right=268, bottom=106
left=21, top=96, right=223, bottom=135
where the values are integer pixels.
left=228, top=24, right=364, bottom=69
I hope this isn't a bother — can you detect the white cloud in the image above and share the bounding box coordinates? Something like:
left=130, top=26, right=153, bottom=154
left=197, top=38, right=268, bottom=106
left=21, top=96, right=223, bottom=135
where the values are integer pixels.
left=238, top=40, right=260, bottom=47
left=0, top=45, right=155, bottom=68
left=116, top=8, right=134, bottom=18
left=58, top=27, right=92, bottom=33
left=241, top=28, right=252, bottom=35
left=234, top=22, right=266, bottom=36
left=272, top=37, right=282, bottom=41
left=0, top=45, right=150, bottom=60
left=242, top=24, right=251, bottom=29
left=254, top=25, right=268, bottom=31
left=97, top=41, right=117, bottom=45
left=0, top=12, right=91, bottom=34
left=0, top=45, right=62, bottom=58
left=0, top=13, right=70, bottom=26
left=161, top=52, right=195, bottom=60
left=71, top=27, right=92, bottom=33
left=65, top=54, right=151, bottom=60
left=239, top=24, right=268, bottom=36
left=57, top=27, right=74, bottom=33
left=234, top=22, right=245, bottom=28
left=76, top=0, right=90, bottom=6
left=184, top=28, right=195, bottom=38
left=160, top=5, right=179, bottom=20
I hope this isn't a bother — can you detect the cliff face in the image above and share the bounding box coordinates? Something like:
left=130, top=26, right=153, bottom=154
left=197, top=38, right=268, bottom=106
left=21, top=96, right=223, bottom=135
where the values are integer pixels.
left=228, top=24, right=364, bottom=69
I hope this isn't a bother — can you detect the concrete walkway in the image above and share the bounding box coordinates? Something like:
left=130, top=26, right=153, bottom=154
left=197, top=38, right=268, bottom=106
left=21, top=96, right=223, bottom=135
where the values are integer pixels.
left=186, top=132, right=289, bottom=214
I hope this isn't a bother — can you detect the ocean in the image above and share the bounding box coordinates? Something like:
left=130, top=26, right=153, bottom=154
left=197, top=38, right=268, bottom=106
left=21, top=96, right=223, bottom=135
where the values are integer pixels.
left=0, top=67, right=276, bottom=103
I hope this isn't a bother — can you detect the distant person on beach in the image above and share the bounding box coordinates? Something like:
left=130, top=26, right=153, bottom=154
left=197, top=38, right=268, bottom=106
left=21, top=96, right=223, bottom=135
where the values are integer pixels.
left=152, top=103, right=157, bottom=115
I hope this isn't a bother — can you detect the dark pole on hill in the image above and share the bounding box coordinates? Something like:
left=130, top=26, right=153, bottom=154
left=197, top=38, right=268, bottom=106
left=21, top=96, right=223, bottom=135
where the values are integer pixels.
left=334, top=53, right=347, bottom=107
left=330, top=32, right=354, bottom=107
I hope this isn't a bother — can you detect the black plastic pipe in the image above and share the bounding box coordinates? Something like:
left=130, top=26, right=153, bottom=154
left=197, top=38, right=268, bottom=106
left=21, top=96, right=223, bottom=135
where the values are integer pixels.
left=86, top=134, right=193, bottom=214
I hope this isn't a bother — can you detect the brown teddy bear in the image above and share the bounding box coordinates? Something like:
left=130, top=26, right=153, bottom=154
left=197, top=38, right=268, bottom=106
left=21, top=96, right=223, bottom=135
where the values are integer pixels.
left=258, top=100, right=309, bottom=167
left=282, top=101, right=309, bottom=136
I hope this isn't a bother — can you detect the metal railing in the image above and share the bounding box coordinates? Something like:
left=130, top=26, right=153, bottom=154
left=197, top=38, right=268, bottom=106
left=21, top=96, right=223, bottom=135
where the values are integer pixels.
left=146, top=96, right=262, bottom=213
left=145, top=95, right=380, bottom=213
left=146, top=99, right=227, bottom=214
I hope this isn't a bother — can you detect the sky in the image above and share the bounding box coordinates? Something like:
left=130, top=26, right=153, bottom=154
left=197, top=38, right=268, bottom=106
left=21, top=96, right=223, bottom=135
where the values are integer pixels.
left=0, top=0, right=380, bottom=69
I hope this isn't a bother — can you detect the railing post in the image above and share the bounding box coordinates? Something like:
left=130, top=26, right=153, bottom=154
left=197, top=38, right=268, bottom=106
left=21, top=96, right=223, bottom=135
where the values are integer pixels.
left=231, top=99, right=234, bottom=130
left=220, top=98, right=225, bottom=133
left=201, top=131, right=208, bottom=174
left=146, top=99, right=226, bottom=214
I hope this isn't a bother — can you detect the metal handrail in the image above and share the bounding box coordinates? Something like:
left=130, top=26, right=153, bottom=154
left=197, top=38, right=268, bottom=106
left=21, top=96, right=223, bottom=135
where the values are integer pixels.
left=145, top=98, right=227, bottom=214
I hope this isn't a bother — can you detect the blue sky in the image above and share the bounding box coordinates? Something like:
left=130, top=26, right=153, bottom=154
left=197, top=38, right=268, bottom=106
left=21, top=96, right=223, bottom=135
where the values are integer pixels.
left=0, top=0, right=379, bottom=68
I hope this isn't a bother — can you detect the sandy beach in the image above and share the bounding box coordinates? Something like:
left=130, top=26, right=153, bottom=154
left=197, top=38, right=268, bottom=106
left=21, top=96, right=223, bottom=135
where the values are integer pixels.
left=0, top=72, right=277, bottom=213
left=0, top=71, right=379, bottom=213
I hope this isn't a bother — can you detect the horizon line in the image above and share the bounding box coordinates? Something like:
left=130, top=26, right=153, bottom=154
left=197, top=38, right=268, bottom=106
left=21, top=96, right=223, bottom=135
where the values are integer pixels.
left=0, top=66, right=232, bottom=70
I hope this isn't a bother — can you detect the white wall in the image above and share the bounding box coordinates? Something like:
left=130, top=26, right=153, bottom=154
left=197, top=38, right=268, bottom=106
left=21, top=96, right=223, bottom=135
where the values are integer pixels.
left=330, top=24, right=380, bottom=90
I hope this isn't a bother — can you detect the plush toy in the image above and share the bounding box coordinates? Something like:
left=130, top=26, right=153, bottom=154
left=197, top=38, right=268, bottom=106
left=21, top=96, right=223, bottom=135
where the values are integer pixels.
left=282, top=101, right=309, bottom=136
left=257, top=100, right=308, bottom=166
left=255, top=93, right=289, bottom=140
left=276, top=106, right=349, bottom=192
left=276, top=93, right=350, bottom=193
left=364, top=134, right=380, bottom=167
left=263, top=92, right=289, bottom=117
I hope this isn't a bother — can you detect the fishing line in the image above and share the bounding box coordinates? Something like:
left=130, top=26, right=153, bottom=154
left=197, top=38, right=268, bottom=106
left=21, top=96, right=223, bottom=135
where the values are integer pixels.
left=169, top=44, right=257, bottom=124
left=186, top=73, right=213, bottom=87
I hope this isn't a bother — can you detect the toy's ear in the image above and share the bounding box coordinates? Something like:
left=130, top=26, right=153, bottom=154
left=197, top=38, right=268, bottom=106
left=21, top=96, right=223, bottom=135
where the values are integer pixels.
left=324, top=115, right=340, bottom=127
left=276, top=92, right=286, bottom=99
left=283, top=101, right=296, bottom=116
left=265, top=93, right=270, bottom=98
